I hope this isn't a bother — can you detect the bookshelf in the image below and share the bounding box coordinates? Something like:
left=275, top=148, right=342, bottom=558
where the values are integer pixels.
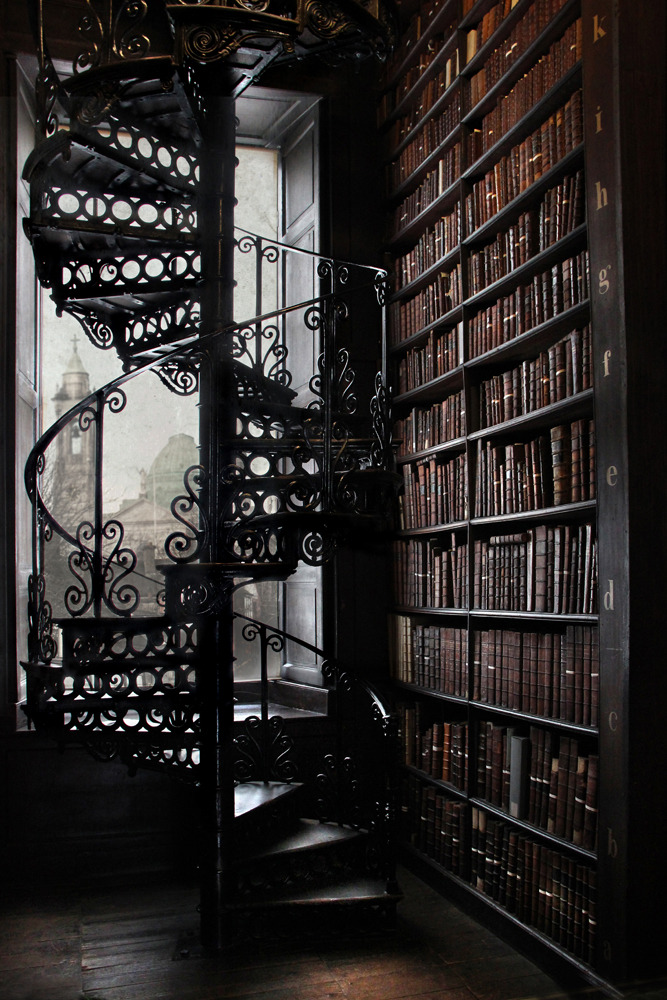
left=381, top=0, right=667, bottom=985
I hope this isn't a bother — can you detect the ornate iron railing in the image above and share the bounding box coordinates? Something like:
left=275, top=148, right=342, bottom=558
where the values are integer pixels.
left=26, top=234, right=393, bottom=670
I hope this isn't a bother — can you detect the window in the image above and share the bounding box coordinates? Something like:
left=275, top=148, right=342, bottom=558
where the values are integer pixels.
left=11, top=80, right=326, bottom=725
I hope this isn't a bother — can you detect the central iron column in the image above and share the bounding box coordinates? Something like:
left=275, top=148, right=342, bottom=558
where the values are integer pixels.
left=196, top=77, right=238, bottom=952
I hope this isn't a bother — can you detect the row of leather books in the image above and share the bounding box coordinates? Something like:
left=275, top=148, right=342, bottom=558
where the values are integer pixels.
left=401, top=774, right=469, bottom=879
left=468, top=0, right=570, bottom=107
left=401, top=703, right=469, bottom=790
left=398, top=451, right=468, bottom=529
left=473, top=523, right=598, bottom=614
left=395, top=394, right=465, bottom=462
left=393, top=534, right=469, bottom=609
left=389, top=615, right=468, bottom=697
left=472, top=625, right=599, bottom=727
left=389, top=262, right=462, bottom=344
left=394, top=203, right=461, bottom=290
left=476, top=721, right=598, bottom=849
left=473, top=419, right=596, bottom=517
left=383, top=48, right=461, bottom=144
left=392, top=145, right=463, bottom=238
left=394, top=389, right=465, bottom=457
left=389, top=90, right=462, bottom=192
left=465, top=90, right=583, bottom=233
left=464, top=0, right=518, bottom=65
left=470, top=807, right=596, bottom=962
left=467, top=250, right=590, bottom=357
left=466, top=170, right=585, bottom=290
left=468, top=18, right=582, bottom=162
left=478, top=324, right=592, bottom=426
left=395, top=327, right=462, bottom=396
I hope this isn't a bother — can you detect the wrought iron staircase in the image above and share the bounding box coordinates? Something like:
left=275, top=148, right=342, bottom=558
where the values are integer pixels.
left=22, top=0, right=401, bottom=949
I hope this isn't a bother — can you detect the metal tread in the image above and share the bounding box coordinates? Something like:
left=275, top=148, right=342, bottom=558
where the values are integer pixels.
left=227, top=877, right=402, bottom=909
left=234, top=780, right=303, bottom=819
left=239, top=818, right=363, bottom=862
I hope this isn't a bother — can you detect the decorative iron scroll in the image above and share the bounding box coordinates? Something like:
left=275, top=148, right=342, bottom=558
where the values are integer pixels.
left=156, top=355, right=200, bottom=395
left=232, top=323, right=291, bottom=390
left=74, top=0, right=151, bottom=73
left=315, top=753, right=361, bottom=827
left=166, top=464, right=209, bottom=563
left=65, top=305, right=115, bottom=351
left=35, top=51, right=62, bottom=138
left=27, top=573, right=57, bottom=664
left=234, top=715, right=297, bottom=782
left=101, top=519, right=140, bottom=615
left=370, top=370, right=390, bottom=468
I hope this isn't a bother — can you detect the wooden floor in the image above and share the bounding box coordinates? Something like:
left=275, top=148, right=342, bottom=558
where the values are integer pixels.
left=1, top=866, right=666, bottom=1000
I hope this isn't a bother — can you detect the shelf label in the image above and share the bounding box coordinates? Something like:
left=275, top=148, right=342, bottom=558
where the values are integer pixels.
left=606, top=465, right=618, bottom=486
left=602, top=349, right=612, bottom=376
left=595, top=181, right=609, bottom=210
left=593, top=13, right=607, bottom=42
left=595, top=105, right=603, bottom=133
left=599, top=266, right=611, bottom=294
left=607, top=827, right=619, bottom=858
left=608, top=710, right=618, bottom=732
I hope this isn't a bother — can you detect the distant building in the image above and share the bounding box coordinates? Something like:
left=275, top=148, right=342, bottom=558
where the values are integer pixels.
left=48, top=341, right=199, bottom=616
left=50, top=336, right=95, bottom=519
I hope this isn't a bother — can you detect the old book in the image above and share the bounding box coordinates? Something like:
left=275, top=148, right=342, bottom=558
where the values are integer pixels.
left=509, top=733, right=530, bottom=819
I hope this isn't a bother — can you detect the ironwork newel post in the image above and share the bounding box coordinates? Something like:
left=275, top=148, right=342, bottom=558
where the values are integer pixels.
left=196, top=75, right=238, bottom=953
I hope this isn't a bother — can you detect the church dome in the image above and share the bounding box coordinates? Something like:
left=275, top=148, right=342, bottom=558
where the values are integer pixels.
left=146, top=433, right=199, bottom=510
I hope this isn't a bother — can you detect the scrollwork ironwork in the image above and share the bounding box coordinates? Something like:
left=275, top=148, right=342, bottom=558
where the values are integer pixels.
left=183, top=24, right=243, bottom=62
left=370, top=370, right=390, bottom=469
left=105, top=387, right=127, bottom=414
left=65, top=305, right=114, bottom=351
left=27, top=573, right=58, bottom=664
left=35, top=53, right=62, bottom=137
left=231, top=323, right=291, bottom=389
left=166, top=465, right=208, bottom=563
left=233, top=714, right=297, bottom=782
left=74, top=0, right=150, bottom=73
left=65, top=522, right=95, bottom=617
left=102, top=519, right=140, bottom=616
left=305, top=0, right=355, bottom=41
left=335, top=348, right=357, bottom=415
left=156, top=356, right=200, bottom=396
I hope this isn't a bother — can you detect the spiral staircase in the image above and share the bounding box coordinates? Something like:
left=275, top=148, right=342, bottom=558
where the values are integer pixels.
left=21, top=0, right=402, bottom=949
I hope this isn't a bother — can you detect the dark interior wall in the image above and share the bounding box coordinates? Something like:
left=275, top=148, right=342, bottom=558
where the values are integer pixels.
left=0, top=735, right=198, bottom=889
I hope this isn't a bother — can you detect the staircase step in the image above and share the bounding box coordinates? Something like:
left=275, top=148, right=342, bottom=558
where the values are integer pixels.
left=241, top=818, right=360, bottom=861
left=234, top=780, right=302, bottom=819
left=228, top=877, right=402, bottom=909
left=23, top=126, right=198, bottom=197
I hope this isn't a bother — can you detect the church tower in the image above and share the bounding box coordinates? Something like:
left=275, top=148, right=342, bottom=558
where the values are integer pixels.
left=50, top=336, right=95, bottom=518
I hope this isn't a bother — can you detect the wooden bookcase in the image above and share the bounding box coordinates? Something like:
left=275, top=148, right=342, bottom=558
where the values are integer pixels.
left=380, top=0, right=666, bottom=984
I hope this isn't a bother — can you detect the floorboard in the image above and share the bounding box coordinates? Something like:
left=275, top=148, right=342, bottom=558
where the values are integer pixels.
left=1, top=867, right=666, bottom=1000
